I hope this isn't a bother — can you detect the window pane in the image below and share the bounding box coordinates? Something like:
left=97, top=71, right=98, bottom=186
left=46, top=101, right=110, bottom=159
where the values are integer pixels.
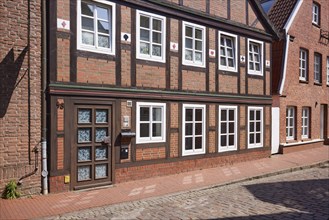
left=249, top=62, right=254, bottom=70
left=81, top=2, right=93, bottom=16
left=95, top=146, right=107, bottom=160
left=97, top=6, right=109, bottom=20
left=195, top=123, right=202, bottom=135
left=140, top=123, right=149, bottom=137
left=78, top=147, right=91, bottom=162
left=220, top=57, right=226, bottom=66
left=185, top=109, right=193, bottom=121
left=82, top=17, right=94, bottom=31
left=185, top=123, right=193, bottom=135
left=140, top=107, right=149, bottom=121
left=256, top=110, right=261, bottom=120
left=195, top=40, right=202, bottom=51
left=249, top=134, right=254, bottom=144
left=229, top=122, right=234, bottom=133
left=195, top=137, right=202, bottom=149
left=140, top=16, right=149, bottom=28
left=140, top=42, right=150, bottom=55
left=256, top=133, right=261, bottom=143
left=221, top=122, right=227, bottom=133
left=289, top=128, right=293, bottom=136
left=250, top=111, right=255, bottom=120
left=152, top=123, right=162, bottom=137
left=229, top=135, right=234, bottom=146
left=152, top=32, right=161, bottom=44
left=185, top=26, right=192, bottom=37
left=195, top=109, right=202, bottom=121
left=82, top=32, right=94, bottom=45
left=185, top=137, right=192, bottom=150
left=195, top=29, right=202, bottom=39
left=220, top=37, right=225, bottom=46
left=227, top=48, right=233, bottom=57
left=95, top=128, right=107, bottom=142
left=140, top=29, right=150, bottom=41
left=228, top=59, right=234, bottom=67
left=195, top=52, right=202, bottom=62
left=185, top=50, right=193, bottom=61
left=250, top=122, right=255, bottom=132
left=256, top=122, right=261, bottom=132
left=78, top=166, right=91, bottom=181
left=78, top=128, right=91, bottom=143
left=153, top=19, right=162, bottom=31
left=152, top=107, right=162, bottom=121
left=255, top=63, right=260, bottom=71
left=220, top=47, right=225, bottom=56
left=221, top=110, right=227, bottom=121
left=95, top=164, right=107, bottom=179
left=152, top=45, right=161, bottom=57
left=221, top=135, right=227, bottom=147
left=98, top=21, right=109, bottom=34
left=98, top=35, right=109, bottom=48
left=185, top=38, right=193, bottom=49
left=78, top=109, right=91, bottom=123
left=229, top=110, right=235, bottom=121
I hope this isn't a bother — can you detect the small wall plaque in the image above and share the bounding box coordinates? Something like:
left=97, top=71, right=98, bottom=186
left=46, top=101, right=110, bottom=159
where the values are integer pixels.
left=209, top=49, right=215, bottom=57
left=240, top=55, right=246, bottom=63
left=121, top=32, right=131, bottom=42
left=57, top=18, right=70, bottom=30
left=170, top=42, right=178, bottom=51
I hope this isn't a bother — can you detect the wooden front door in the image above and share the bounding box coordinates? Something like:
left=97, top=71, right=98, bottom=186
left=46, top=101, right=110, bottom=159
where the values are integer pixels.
left=72, top=105, right=113, bottom=190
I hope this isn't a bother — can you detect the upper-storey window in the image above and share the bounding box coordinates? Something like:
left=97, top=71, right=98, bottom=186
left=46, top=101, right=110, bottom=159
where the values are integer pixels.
left=136, top=11, right=166, bottom=62
left=314, top=53, right=321, bottom=83
left=77, top=0, right=116, bottom=55
left=218, top=31, right=238, bottom=72
left=248, top=39, right=263, bottom=76
left=312, top=2, right=320, bottom=25
left=327, top=57, right=329, bottom=85
left=182, top=21, right=206, bottom=68
left=299, top=49, right=308, bottom=81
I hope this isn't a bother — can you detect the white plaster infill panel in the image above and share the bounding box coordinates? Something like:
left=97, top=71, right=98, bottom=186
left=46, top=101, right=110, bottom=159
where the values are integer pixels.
left=57, top=18, right=70, bottom=30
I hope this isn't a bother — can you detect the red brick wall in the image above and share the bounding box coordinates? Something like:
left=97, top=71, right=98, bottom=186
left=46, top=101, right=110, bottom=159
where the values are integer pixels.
left=182, top=70, right=206, bottom=91
left=0, top=0, right=42, bottom=195
left=49, top=176, right=69, bottom=193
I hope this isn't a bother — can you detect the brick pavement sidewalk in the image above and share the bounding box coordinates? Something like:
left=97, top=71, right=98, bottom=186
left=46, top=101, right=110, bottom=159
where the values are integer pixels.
left=1, top=146, right=328, bottom=220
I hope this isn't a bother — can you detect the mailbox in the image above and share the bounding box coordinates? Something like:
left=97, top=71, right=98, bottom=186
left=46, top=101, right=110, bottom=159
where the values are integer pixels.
left=120, top=130, right=136, bottom=160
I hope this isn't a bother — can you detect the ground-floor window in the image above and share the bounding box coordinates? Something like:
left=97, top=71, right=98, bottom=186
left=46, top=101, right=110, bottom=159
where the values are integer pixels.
left=248, top=107, right=263, bottom=148
left=286, top=107, right=295, bottom=140
left=136, top=102, right=166, bottom=144
left=218, top=105, right=237, bottom=152
left=182, top=104, right=206, bottom=156
left=301, top=107, right=310, bottom=139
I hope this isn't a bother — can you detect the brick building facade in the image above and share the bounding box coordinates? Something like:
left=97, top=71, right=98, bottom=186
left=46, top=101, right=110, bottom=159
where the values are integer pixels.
left=46, top=0, right=278, bottom=193
left=267, top=0, right=329, bottom=153
left=0, top=0, right=42, bottom=195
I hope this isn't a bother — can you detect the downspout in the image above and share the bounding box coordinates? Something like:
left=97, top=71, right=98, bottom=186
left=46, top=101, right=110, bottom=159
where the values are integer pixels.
left=41, top=0, right=48, bottom=195
left=278, top=33, right=289, bottom=95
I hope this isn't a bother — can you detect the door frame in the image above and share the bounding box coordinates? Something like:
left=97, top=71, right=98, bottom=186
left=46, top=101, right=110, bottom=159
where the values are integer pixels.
left=68, top=98, right=116, bottom=190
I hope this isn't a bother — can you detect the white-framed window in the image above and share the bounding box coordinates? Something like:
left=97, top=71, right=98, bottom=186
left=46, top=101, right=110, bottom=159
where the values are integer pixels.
left=301, top=107, right=310, bottom=139
left=136, top=102, right=166, bottom=144
left=182, top=21, right=206, bottom=68
left=314, top=53, right=321, bottom=83
left=248, top=107, right=263, bottom=148
left=327, top=57, right=329, bottom=85
left=136, top=10, right=166, bottom=62
left=299, top=49, right=307, bottom=81
left=218, top=106, right=237, bottom=152
left=77, top=0, right=116, bottom=54
left=218, top=31, right=238, bottom=72
left=312, top=3, right=319, bottom=25
left=248, top=39, right=263, bottom=76
left=286, top=107, right=295, bottom=140
left=182, top=104, right=206, bottom=156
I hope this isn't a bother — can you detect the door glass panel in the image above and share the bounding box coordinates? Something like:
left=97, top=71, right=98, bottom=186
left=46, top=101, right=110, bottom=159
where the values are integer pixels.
left=78, top=128, right=92, bottom=143
left=96, top=109, right=108, bottom=123
left=78, top=109, right=92, bottom=123
left=95, top=146, right=108, bottom=160
left=95, top=128, right=107, bottom=142
left=78, top=147, right=91, bottom=162
left=78, top=165, right=91, bottom=181
left=95, top=164, right=107, bottom=179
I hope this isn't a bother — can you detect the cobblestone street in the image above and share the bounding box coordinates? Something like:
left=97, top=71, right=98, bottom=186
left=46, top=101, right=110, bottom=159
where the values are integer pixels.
left=45, top=164, right=329, bottom=220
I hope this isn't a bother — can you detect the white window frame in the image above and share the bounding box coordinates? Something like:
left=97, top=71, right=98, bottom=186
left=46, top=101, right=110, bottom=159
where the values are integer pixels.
left=327, top=57, right=329, bottom=85
left=77, top=0, right=116, bottom=55
left=136, top=10, right=166, bottom=63
left=182, top=21, right=206, bottom=68
left=314, top=53, right=321, bottom=83
left=136, top=102, right=166, bottom=144
left=247, top=39, right=264, bottom=76
left=247, top=107, right=263, bottom=149
left=312, top=3, right=319, bottom=25
left=301, top=107, right=310, bottom=139
left=218, top=31, right=238, bottom=72
left=182, top=104, right=206, bottom=156
left=218, top=106, right=238, bottom=152
left=286, top=107, right=295, bottom=140
left=299, top=49, right=307, bottom=81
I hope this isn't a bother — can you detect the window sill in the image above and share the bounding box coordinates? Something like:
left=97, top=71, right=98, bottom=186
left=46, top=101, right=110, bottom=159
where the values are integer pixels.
left=314, top=82, right=322, bottom=86
left=312, top=23, right=320, bottom=28
left=247, top=145, right=263, bottom=149
left=299, top=80, right=309, bottom=84
left=281, top=139, right=324, bottom=147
